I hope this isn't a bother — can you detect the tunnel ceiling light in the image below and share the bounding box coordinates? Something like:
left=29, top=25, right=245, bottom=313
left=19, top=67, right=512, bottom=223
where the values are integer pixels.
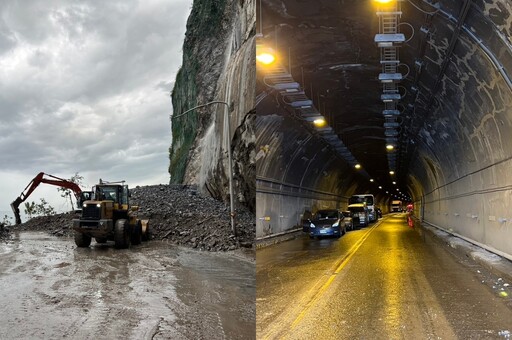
left=370, top=179, right=374, bottom=182
left=392, top=181, right=396, bottom=185
left=386, top=191, right=389, bottom=194
left=389, top=171, right=395, bottom=175
left=379, top=186, right=383, bottom=189
left=355, top=164, right=362, bottom=170
left=386, top=144, right=395, bottom=151
left=397, top=188, right=400, bottom=191
left=256, top=51, right=276, bottom=65
left=313, top=118, right=326, bottom=127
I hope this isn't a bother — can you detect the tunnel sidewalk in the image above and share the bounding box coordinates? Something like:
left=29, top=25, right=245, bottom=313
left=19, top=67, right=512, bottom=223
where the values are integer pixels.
left=414, top=217, right=512, bottom=285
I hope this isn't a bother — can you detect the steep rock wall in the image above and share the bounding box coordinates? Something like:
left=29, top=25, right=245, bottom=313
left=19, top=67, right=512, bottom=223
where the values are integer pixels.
left=170, top=0, right=255, bottom=211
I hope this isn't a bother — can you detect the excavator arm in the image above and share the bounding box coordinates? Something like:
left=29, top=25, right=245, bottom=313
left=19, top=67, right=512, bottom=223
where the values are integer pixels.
left=11, top=172, right=83, bottom=225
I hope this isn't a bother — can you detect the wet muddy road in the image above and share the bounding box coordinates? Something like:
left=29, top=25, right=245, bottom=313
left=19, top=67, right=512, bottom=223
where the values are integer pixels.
left=0, top=232, right=255, bottom=339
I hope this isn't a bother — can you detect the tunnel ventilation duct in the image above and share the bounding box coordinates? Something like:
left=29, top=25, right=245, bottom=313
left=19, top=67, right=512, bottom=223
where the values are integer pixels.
left=258, top=61, right=370, bottom=178
left=375, top=0, right=404, bottom=174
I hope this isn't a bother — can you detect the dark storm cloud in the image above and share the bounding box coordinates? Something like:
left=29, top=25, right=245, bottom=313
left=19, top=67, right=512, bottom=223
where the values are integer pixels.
left=0, top=0, right=191, bottom=216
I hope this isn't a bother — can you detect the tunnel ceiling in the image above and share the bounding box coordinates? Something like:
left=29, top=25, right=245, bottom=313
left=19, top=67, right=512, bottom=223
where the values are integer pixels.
left=258, top=0, right=512, bottom=198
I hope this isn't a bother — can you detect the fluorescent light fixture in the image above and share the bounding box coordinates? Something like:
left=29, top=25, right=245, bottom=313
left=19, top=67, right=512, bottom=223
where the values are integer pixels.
left=379, top=73, right=403, bottom=83
left=389, top=171, right=395, bottom=175
left=375, top=34, right=406, bottom=46
left=355, top=164, right=362, bottom=170
left=381, top=94, right=401, bottom=102
left=386, top=144, right=395, bottom=151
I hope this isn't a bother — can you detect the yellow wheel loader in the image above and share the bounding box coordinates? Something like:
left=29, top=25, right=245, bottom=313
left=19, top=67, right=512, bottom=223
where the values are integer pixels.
left=73, top=180, right=150, bottom=248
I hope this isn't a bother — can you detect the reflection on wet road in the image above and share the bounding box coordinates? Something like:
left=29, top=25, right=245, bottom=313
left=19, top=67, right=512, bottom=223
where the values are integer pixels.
left=257, top=214, right=512, bottom=339
left=0, top=232, right=255, bottom=339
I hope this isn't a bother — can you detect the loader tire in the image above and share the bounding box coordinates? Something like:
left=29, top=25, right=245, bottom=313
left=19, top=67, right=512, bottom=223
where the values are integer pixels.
left=75, top=231, right=91, bottom=248
left=114, top=219, right=130, bottom=249
left=131, top=221, right=142, bottom=245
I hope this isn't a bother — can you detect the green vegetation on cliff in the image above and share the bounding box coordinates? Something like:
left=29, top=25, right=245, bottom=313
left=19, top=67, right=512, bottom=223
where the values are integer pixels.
left=169, top=0, right=229, bottom=184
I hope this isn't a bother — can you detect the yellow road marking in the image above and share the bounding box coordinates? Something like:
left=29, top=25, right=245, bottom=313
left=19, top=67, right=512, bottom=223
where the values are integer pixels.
left=289, top=222, right=380, bottom=329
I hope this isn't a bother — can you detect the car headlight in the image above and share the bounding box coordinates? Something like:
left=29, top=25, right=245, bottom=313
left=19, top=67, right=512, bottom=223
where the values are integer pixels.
left=310, top=223, right=316, bottom=228
left=332, top=222, right=339, bottom=227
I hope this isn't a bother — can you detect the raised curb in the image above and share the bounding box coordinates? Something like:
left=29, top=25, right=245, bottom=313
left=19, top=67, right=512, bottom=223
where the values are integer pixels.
left=418, top=218, right=512, bottom=284
left=255, top=228, right=303, bottom=249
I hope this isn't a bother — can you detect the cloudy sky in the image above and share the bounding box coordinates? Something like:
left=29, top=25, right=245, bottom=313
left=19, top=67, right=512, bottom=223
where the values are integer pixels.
left=0, top=0, right=192, bottom=221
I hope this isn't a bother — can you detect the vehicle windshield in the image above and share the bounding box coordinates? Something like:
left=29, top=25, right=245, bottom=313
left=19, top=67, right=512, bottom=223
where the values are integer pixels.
left=314, top=210, right=338, bottom=219
left=349, top=207, right=365, bottom=212
left=349, top=195, right=374, bottom=205
left=365, top=196, right=374, bottom=205
left=349, top=196, right=365, bottom=204
left=97, top=186, right=119, bottom=202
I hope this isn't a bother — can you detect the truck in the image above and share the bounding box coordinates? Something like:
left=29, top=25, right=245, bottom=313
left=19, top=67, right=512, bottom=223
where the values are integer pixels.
left=349, top=194, right=376, bottom=222
left=73, top=179, right=150, bottom=248
left=391, top=200, right=402, bottom=212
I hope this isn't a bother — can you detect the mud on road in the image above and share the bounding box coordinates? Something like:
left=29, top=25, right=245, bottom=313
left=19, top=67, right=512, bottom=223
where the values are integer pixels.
left=0, top=232, right=255, bottom=339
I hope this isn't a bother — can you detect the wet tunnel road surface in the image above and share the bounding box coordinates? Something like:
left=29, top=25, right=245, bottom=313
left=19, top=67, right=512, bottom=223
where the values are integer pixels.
left=0, top=232, right=255, bottom=340
left=257, top=214, right=512, bottom=339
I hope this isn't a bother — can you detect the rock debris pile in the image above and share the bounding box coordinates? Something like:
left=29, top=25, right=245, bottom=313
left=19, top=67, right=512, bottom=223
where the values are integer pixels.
left=12, top=184, right=255, bottom=252
left=0, top=223, right=10, bottom=241
left=131, top=185, right=254, bottom=251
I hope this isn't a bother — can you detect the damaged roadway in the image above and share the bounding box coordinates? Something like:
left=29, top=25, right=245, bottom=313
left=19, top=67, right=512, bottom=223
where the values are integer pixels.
left=0, top=184, right=256, bottom=339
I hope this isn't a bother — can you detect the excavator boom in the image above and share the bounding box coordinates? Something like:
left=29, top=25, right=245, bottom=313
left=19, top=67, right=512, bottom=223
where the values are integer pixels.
left=11, top=172, right=83, bottom=225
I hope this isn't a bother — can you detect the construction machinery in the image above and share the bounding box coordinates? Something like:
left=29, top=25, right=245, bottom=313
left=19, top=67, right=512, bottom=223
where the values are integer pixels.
left=73, top=179, right=150, bottom=248
left=11, top=172, right=92, bottom=225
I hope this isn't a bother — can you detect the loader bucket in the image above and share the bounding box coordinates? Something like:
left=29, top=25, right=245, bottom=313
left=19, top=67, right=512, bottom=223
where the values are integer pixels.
left=140, top=219, right=151, bottom=241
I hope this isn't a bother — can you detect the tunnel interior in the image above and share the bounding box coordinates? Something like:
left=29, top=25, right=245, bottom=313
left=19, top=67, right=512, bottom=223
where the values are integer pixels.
left=256, top=0, right=512, bottom=258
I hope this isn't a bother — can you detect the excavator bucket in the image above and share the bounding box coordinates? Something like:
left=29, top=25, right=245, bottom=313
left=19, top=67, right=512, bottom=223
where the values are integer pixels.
left=11, top=197, right=23, bottom=225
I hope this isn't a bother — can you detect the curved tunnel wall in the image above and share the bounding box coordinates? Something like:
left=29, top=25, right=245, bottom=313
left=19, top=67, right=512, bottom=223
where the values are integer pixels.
left=402, top=0, right=512, bottom=258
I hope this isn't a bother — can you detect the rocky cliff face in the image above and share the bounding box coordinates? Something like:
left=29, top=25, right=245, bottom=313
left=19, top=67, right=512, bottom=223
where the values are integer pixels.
left=170, top=0, right=255, bottom=212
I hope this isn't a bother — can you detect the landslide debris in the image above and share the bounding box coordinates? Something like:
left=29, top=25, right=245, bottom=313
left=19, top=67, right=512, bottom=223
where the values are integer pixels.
left=12, top=184, right=255, bottom=252
left=0, top=223, right=10, bottom=241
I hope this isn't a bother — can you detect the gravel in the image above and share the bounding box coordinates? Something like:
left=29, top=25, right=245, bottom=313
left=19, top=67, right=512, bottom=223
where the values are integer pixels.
left=0, top=223, right=10, bottom=241
left=10, top=184, right=255, bottom=252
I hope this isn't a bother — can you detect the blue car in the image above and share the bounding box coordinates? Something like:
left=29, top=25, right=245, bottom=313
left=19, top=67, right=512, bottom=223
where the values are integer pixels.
left=309, top=209, right=346, bottom=238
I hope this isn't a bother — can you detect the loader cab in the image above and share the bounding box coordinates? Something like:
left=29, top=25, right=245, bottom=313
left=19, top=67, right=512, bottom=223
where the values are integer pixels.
left=94, top=185, right=129, bottom=206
